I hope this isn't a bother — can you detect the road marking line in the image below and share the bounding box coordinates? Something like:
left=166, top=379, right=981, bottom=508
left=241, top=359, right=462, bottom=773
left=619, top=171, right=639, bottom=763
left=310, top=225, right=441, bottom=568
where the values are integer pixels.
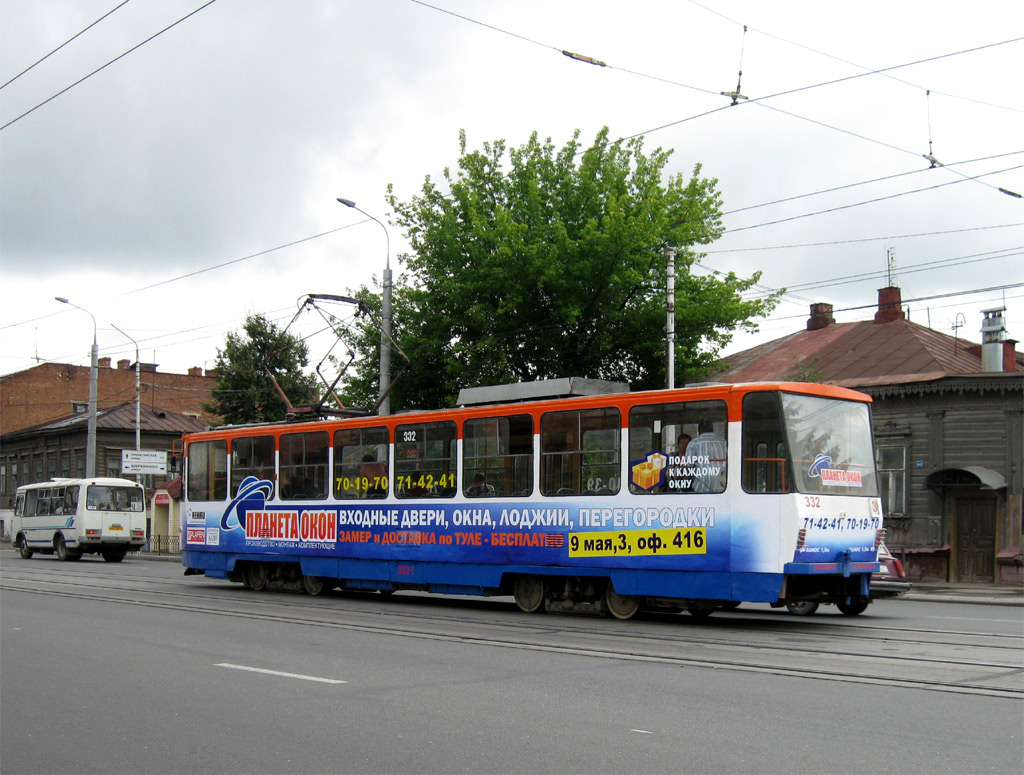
left=215, top=663, right=347, bottom=684
left=631, top=729, right=653, bottom=734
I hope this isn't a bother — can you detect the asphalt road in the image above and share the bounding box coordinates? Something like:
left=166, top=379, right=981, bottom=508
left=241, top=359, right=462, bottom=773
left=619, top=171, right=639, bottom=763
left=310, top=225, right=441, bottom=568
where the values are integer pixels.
left=1, top=552, right=1021, bottom=775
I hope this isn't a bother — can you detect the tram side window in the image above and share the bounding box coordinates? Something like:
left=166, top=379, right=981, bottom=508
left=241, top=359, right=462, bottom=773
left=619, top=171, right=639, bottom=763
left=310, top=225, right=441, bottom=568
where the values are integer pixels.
left=280, top=431, right=329, bottom=500
left=741, top=392, right=792, bottom=494
left=463, top=415, right=533, bottom=497
left=628, top=399, right=728, bottom=494
left=230, top=435, right=276, bottom=498
left=541, top=408, right=620, bottom=496
left=187, top=439, right=228, bottom=502
left=334, top=426, right=389, bottom=499
left=395, top=421, right=457, bottom=498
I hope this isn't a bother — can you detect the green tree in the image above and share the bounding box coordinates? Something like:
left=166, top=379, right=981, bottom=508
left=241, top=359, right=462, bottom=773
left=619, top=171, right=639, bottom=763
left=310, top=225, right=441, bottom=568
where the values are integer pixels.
left=341, top=128, right=779, bottom=410
left=204, top=313, right=318, bottom=424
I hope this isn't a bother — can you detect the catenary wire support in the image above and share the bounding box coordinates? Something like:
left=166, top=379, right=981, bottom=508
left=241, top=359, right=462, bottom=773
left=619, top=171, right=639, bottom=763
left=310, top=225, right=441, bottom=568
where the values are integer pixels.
left=721, top=25, right=749, bottom=105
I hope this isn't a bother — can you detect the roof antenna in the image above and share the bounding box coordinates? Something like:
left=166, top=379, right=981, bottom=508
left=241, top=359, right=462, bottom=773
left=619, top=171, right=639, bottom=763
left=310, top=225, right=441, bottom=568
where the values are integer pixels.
left=721, top=25, right=748, bottom=105
left=952, top=312, right=966, bottom=356
left=886, top=246, right=898, bottom=287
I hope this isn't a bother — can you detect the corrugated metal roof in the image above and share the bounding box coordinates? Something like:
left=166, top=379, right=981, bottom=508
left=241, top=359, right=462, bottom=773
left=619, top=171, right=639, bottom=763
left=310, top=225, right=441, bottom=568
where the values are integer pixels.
left=719, top=316, right=1021, bottom=385
left=2, top=403, right=208, bottom=439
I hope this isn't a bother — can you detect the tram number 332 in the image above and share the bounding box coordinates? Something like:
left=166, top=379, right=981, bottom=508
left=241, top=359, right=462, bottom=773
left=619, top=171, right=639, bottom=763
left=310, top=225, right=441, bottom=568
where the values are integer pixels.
left=569, top=528, right=707, bottom=558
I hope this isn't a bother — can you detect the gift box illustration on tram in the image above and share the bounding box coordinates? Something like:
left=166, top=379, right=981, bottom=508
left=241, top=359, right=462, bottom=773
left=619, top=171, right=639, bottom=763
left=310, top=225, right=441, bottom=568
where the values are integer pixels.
left=632, top=452, right=667, bottom=490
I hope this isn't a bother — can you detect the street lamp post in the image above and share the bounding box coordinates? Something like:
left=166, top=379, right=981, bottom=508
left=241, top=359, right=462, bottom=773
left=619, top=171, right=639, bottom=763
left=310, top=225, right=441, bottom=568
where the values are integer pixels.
left=665, top=246, right=676, bottom=390
left=112, top=324, right=140, bottom=452
left=337, top=197, right=392, bottom=415
left=56, top=297, right=98, bottom=478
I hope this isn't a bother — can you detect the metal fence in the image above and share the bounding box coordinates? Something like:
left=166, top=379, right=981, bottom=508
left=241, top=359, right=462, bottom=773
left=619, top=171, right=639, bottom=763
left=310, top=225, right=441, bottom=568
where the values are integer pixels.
left=139, top=534, right=181, bottom=557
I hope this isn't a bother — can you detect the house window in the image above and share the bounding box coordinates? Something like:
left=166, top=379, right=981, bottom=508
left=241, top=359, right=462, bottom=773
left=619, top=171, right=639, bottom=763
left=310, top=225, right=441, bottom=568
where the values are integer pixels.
left=107, top=455, right=122, bottom=478
left=876, top=446, right=906, bottom=516
left=71, top=401, right=88, bottom=414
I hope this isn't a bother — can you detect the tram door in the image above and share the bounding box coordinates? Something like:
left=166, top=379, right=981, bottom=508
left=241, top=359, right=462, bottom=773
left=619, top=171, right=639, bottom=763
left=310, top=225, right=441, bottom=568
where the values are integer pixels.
left=954, top=496, right=996, bottom=583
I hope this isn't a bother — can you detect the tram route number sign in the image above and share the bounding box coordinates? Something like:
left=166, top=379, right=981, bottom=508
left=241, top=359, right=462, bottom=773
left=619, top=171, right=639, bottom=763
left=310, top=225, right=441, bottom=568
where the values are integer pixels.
left=569, top=528, right=706, bottom=558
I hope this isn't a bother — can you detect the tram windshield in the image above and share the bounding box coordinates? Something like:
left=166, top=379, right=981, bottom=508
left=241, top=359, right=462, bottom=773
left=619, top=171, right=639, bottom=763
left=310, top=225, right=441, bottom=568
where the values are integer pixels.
left=781, top=394, right=879, bottom=496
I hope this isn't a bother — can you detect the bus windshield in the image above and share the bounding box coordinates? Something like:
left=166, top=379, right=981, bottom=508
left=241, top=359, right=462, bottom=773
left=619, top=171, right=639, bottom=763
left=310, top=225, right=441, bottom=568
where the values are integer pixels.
left=781, top=394, right=879, bottom=496
left=86, top=485, right=144, bottom=512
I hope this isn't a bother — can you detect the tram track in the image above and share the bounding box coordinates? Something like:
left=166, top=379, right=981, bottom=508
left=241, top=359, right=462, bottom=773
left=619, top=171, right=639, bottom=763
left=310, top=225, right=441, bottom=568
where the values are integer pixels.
left=3, top=560, right=1021, bottom=700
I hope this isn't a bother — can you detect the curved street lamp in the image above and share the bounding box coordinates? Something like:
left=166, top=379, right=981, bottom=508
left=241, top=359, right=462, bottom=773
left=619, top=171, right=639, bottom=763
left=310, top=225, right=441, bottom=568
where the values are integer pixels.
left=55, top=297, right=98, bottom=478
left=337, top=197, right=392, bottom=415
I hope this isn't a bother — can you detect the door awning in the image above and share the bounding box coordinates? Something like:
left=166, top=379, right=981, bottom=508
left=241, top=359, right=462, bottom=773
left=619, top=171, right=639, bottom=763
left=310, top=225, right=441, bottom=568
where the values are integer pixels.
left=926, top=466, right=1006, bottom=492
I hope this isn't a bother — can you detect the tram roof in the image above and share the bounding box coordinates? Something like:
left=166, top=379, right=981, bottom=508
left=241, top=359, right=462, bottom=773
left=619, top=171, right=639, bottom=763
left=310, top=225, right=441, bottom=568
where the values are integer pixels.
left=456, top=378, right=629, bottom=407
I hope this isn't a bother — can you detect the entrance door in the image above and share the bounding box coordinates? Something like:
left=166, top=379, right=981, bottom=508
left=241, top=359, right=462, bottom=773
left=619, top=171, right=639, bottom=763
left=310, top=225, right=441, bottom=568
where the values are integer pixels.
left=955, top=497, right=996, bottom=582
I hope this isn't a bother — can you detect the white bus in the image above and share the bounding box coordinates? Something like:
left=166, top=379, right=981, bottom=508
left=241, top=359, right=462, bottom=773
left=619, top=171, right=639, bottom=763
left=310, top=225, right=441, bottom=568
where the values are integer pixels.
left=12, top=477, right=146, bottom=562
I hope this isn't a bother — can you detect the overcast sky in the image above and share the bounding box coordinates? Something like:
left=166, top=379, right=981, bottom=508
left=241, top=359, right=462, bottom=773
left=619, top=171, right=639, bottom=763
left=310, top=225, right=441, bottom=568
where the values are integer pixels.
left=1, top=0, right=1022, bottom=385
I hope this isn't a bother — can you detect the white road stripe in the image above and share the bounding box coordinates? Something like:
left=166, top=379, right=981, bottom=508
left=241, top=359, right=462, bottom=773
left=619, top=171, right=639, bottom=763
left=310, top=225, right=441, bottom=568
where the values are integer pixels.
left=215, top=663, right=347, bottom=684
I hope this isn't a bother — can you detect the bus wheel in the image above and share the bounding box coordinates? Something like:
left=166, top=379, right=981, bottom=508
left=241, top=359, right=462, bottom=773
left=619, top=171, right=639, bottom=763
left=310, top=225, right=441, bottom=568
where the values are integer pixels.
left=301, top=575, right=325, bottom=596
left=837, top=597, right=869, bottom=616
left=246, top=563, right=269, bottom=592
left=102, top=550, right=126, bottom=563
left=786, top=600, right=819, bottom=616
left=604, top=584, right=641, bottom=620
left=513, top=575, right=545, bottom=613
left=54, top=535, right=73, bottom=562
left=17, top=535, right=33, bottom=559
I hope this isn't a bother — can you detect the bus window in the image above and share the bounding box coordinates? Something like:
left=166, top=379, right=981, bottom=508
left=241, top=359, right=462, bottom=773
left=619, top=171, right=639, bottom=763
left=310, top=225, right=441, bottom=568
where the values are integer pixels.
left=24, top=488, right=39, bottom=516
left=541, top=408, right=620, bottom=496
left=86, top=485, right=145, bottom=512
left=742, top=392, right=791, bottom=493
left=280, top=431, right=329, bottom=500
left=395, top=421, right=456, bottom=498
left=63, top=486, right=80, bottom=515
left=628, top=399, right=727, bottom=494
left=463, top=415, right=533, bottom=497
left=230, top=435, right=276, bottom=497
left=334, top=426, right=389, bottom=499
left=187, top=439, right=228, bottom=502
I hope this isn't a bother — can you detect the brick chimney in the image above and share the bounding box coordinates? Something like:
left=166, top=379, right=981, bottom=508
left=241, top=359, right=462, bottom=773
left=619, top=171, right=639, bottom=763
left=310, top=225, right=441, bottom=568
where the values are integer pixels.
left=188, top=367, right=202, bottom=377
left=117, top=359, right=131, bottom=370
left=1003, top=340, right=1019, bottom=372
left=98, top=356, right=112, bottom=368
left=807, top=303, right=835, bottom=331
left=874, top=286, right=905, bottom=323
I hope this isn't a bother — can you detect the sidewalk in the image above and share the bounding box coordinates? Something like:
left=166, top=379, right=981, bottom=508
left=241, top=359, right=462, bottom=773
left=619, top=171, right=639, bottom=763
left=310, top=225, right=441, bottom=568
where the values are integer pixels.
left=899, top=581, right=1024, bottom=607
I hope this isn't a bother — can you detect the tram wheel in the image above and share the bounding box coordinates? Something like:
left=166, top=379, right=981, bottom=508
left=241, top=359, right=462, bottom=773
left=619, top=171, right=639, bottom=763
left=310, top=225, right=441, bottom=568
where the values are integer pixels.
left=786, top=600, right=819, bottom=616
left=513, top=575, right=546, bottom=613
left=603, top=584, right=641, bottom=620
left=837, top=597, right=869, bottom=616
left=246, top=563, right=269, bottom=592
left=301, top=575, right=326, bottom=596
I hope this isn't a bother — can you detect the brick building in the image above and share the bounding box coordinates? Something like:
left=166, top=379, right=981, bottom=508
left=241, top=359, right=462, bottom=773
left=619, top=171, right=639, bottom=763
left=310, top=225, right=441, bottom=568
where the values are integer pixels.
left=0, top=402, right=208, bottom=536
left=715, top=287, right=1023, bottom=586
left=0, top=359, right=220, bottom=436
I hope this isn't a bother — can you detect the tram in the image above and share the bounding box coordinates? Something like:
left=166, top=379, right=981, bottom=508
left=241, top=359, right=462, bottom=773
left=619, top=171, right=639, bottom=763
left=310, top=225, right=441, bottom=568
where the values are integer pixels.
left=180, top=380, right=884, bottom=618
